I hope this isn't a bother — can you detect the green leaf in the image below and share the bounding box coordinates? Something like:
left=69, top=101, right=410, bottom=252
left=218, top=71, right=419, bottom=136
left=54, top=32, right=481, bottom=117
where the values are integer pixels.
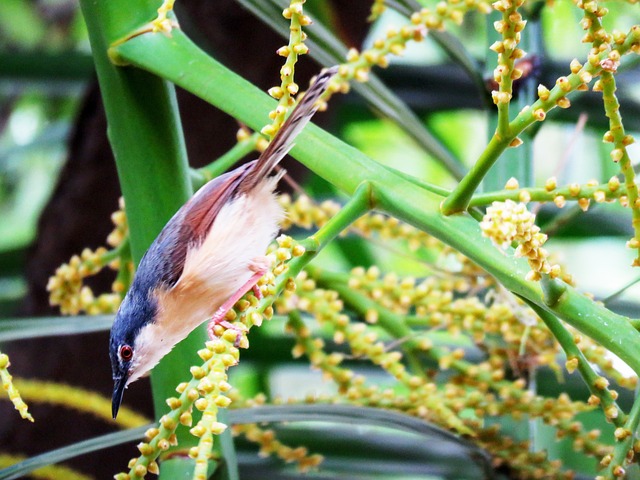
left=0, top=425, right=151, bottom=480
left=0, top=315, right=112, bottom=342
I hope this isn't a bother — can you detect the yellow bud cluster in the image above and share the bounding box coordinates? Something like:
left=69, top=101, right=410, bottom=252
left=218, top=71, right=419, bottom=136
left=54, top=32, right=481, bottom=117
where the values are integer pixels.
left=279, top=194, right=441, bottom=252
left=263, top=236, right=622, bottom=480
left=47, top=247, right=124, bottom=315
left=263, top=0, right=311, bottom=141
left=324, top=1, right=491, bottom=104
left=235, top=423, right=324, bottom=472
left=289, top=278, right=473, bottom=435
left=117, top=338, right=240, bottom=480
left=48, top=199, right=132, bottom=315
left=0, top=353, right=33, bottom=422
left=480, top=200, right=559, bottom=281
left=489, top=0, right=527, bottom=111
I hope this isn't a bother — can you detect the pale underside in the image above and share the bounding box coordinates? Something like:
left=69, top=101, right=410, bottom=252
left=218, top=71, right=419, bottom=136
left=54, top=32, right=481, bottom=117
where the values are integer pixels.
left=128, top=177, right=283, bottom=384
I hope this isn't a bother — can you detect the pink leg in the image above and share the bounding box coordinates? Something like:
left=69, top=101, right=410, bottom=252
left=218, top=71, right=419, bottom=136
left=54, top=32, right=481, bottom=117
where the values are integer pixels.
left=207, top=269, right=266, bottom=342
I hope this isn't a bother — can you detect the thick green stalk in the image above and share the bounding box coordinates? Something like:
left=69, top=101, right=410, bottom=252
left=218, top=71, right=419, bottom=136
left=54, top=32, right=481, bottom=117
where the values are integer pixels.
left=78, top=1, right=215, bottom=476
left=111, top=29, right=640, bottom=378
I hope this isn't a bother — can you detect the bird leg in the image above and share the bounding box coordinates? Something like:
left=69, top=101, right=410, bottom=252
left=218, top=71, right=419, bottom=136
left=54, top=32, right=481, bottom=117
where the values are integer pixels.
left=207, top=258, right=270, bottom=344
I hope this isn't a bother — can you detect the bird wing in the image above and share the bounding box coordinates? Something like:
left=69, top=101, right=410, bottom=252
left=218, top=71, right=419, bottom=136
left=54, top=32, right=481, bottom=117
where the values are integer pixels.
left=237, top=66, right=338, bottom=195
left=139, top=162, right=255, bottom=290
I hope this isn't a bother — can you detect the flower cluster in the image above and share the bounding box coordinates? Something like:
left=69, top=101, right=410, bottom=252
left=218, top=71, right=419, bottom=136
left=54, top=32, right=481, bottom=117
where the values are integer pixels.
left=47, top=199, right=132, bottom=315
left=115, top=335, right=240, bottom=480
left=262, top=0, right=312, bottom=139
left=482, top=175, right=628, bottom=213
left=480, top=200, right=559, bottom=281
left=233, top=422, right=324, bottom=471
left=0, top=353, right=32, bottom=422
left=328, top=2, right=491, bottom=98
left=276, top=261, right=617, bottom=478
left=490, top=0, right=526, bottom=107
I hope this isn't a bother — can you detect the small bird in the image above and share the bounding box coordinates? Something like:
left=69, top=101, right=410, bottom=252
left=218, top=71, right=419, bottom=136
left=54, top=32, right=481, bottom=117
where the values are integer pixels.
left=110, top=67, right=338, bottom=419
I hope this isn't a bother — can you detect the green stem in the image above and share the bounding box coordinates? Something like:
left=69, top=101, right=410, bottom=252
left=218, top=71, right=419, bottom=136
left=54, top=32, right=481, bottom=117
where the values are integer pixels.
left=600, top=71, right=640, bottom=266
left=524, top=300, right=625, bottom=427
left=604, top=392, right=640, bottom=479
left=441, top=27, right=640, bottom=214
left=193, top=133, right=260, bottom=189
left=470, top=181, right=623, bottom=207
left=257, top=182, right=374, bottom=316
left=308, top=182, right=374, bottom=249
left=442, top=133, right=511, bottom=214
left=602, top=276, right=640, bottom=305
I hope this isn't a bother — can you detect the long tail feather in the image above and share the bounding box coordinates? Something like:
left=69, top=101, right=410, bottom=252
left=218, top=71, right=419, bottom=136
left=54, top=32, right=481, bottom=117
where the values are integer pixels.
left=239, top=66, right=338, bottom=194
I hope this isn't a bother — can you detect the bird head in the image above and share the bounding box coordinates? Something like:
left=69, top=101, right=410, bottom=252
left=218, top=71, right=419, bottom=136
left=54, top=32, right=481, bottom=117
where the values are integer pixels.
left=109, top=285, right=159, bottom=419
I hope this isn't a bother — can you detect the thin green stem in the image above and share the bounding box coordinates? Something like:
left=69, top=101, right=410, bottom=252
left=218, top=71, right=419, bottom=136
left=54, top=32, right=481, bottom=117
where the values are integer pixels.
left=193, top=133, right=260, bottom=189
left=600, top=70, right=640, bottom=265
left=260, top=182, right=374, bottom=315
left=524, top=300, right=625, bottom=428
left=470, top=180, right=624, bottom=207
left=604, top=393, right=640, bottom=479
left=442, top=27, right=640, bottom=214
left=442, top=133, right=511, bottom=214
left=602, top=276, right=640, bottom=305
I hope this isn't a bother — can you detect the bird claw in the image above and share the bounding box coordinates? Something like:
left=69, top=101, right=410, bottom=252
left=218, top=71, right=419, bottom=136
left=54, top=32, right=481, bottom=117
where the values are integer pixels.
left=207, top=316, right=246, bottom=348
left=206, top=265, right=267, bottom=347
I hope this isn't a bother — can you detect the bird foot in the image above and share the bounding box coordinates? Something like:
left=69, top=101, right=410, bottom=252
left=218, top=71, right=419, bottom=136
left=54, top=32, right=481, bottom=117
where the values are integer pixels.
left=206, top=266, right=268, bottom=347
left=207, top=317, right=246, bottom=348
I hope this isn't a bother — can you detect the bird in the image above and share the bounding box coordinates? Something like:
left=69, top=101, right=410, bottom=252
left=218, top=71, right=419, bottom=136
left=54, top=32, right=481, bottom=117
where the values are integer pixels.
left=109, top=66, right=338, bottom=419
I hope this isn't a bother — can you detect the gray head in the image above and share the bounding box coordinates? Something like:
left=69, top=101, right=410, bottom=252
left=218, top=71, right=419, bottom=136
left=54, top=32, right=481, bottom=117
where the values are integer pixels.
left=109, top=281, right=158, bottom=419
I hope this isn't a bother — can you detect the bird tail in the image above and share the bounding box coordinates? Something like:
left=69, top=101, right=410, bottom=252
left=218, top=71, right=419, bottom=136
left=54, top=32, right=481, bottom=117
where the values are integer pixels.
left=238, top=66, right=339, bottom=194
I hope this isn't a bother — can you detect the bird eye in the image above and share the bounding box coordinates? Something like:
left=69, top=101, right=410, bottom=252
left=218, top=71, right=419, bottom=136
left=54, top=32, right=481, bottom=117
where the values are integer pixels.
left=119, top=345, right=133, bottom=361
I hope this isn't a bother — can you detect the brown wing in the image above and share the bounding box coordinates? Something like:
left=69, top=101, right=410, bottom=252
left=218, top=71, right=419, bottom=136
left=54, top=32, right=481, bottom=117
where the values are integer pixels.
left=138, top=162, right=255, bottom=290
left=182, top=161, right=256, bottom=241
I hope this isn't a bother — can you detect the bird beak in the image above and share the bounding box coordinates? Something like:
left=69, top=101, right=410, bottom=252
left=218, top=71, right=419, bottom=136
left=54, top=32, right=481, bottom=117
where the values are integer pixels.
left=112, top=374, right=128, bottom=419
